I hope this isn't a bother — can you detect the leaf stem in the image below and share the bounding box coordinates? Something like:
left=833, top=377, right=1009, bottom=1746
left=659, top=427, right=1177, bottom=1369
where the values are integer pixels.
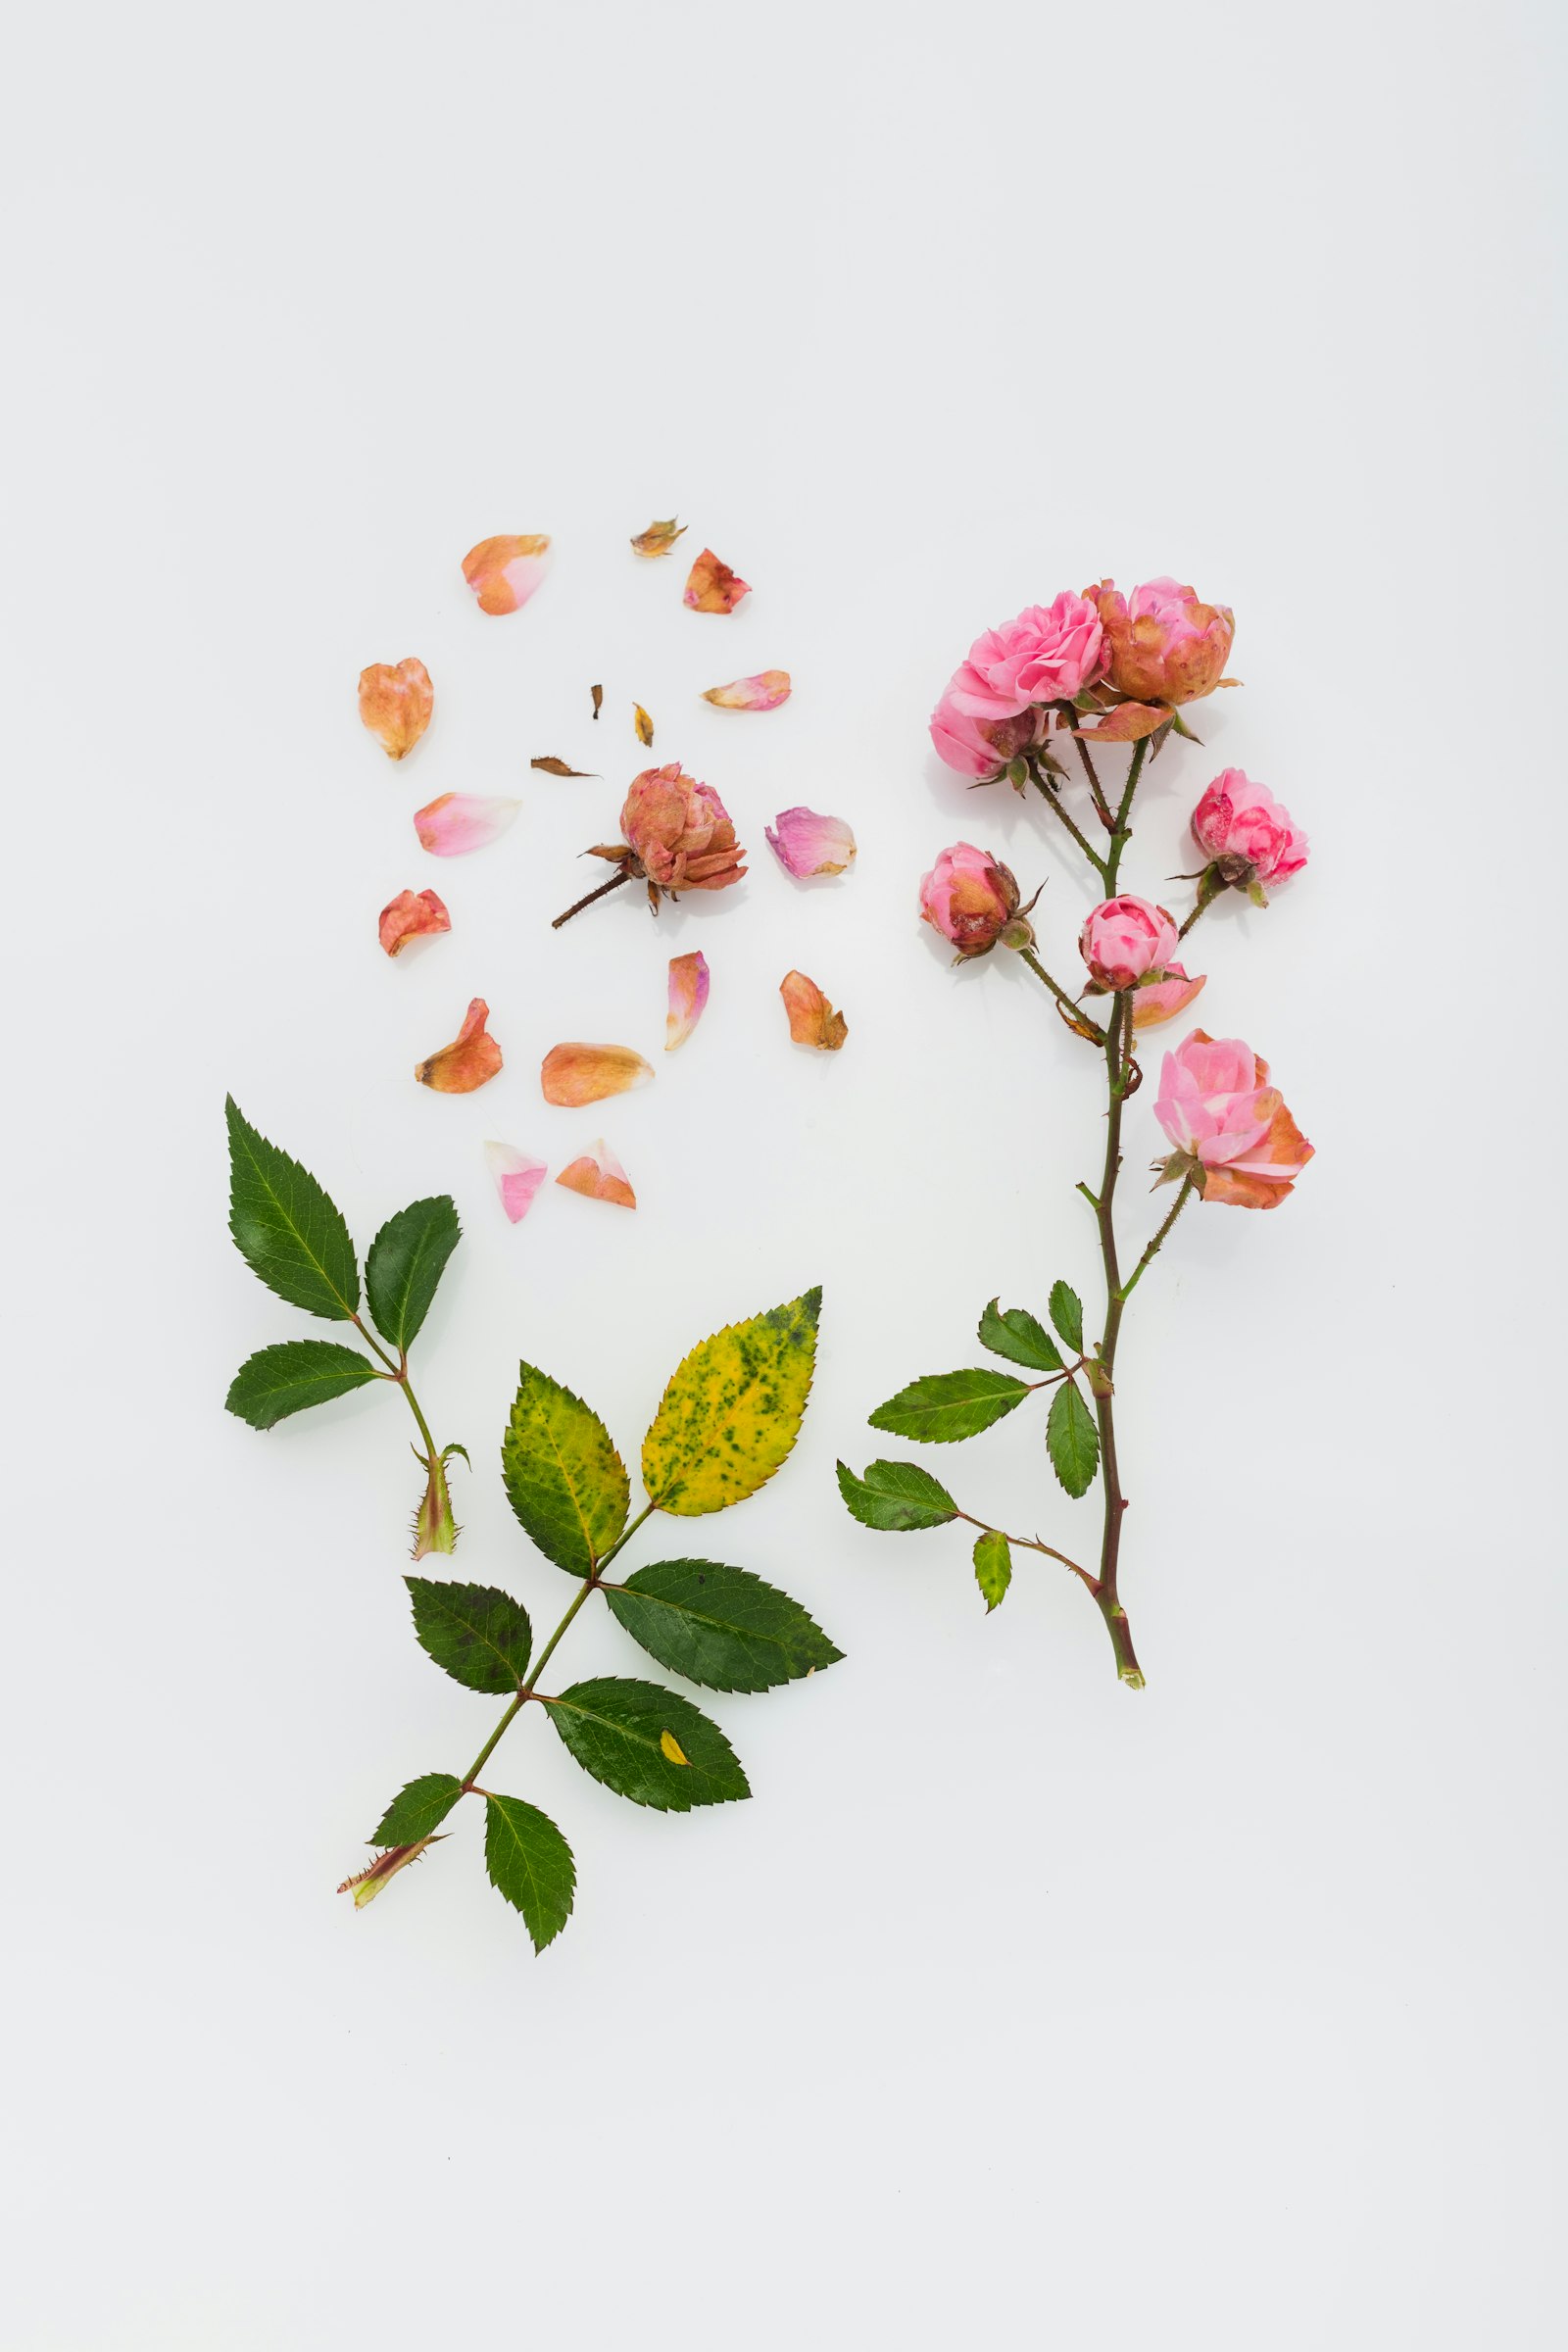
left=955, top=1510, right=1097, bottom=1593
left=1015, top=947, right=1105, bottom=1042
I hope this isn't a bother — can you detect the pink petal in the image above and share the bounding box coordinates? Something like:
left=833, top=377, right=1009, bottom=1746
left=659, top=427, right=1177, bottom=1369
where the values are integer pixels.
left=765, top=807, right=857, bottom=878
left=415, top=792, right=520, bottom=857
left=1130, top=965, right=1206, bottom=1030
left=556, top=1139, right=636, bottom=1209
left=1072, top=701, right=1170, bottom=743
left=378, top=888, right=451, bottom=957
left=359, top=659, right=434, bottom=759
left=540, top=1043, right=655, bottom=1107
left=461, top=534, right=552, bottom=615
left=665, top=951, right=710, bottom=1051
left=483, top=1141, right=549, bottom=1224
left=415, top=999, right=503, bottom=1094
left=702, top=670, right=792, bottom=711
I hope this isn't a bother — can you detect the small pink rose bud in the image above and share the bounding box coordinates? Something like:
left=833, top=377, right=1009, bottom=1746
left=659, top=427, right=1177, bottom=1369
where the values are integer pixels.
left=1191, top=769, right=1308, bottom=888
left=929, top=690, right=1047, bottom=780
left=1079, top=895, right=1180, bottom=990
left=1084, top=577, right=1235, bottom=709
left=1153, top=1028, right=1313, bottom=1209
left=918, top=842, right=1025, bottom=959
left=617, top=762, right=746, bottom=905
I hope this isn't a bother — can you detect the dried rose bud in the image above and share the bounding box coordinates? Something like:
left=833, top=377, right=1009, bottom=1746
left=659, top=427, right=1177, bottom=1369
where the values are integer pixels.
left=619, top=763, right=747, bottom=906
left=918, top=842, right=1026, bottom=959
left=1084, top=577, right=1235, bottom=709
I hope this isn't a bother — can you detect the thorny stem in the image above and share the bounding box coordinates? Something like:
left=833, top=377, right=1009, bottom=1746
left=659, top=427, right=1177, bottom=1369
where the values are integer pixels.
left=1178, top=867, right=1223, bottom=938
left=955, top=1510, right=1098, bottom=1593
left=551, top=865, right=634, bottom=929
left=1028, top=766, right=1108, bottom=877
left=1016, top=947, right=1105, bottom=1043
left=1057, top=705, right=1114, bottom=829
left=1086, top=991, right=1144, bottom=1686
left=1118, top=1177, right=1197, bottom=1302
left=352, top=1312, right=455, bottom=1530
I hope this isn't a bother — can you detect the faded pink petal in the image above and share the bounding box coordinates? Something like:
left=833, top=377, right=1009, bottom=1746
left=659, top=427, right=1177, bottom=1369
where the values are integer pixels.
left=765, top=808, right=857, bottom=878
left=540, top=1043, right=654, bottom=1107
left=1130, top=963, right=1206, bottom=1029
left=1071, top=701, right=1170, bottom=744
left=703, top=670, right=792, bottom=711
left=556, top=1139, right=636, bottom=1209
left=461, top=534, right=551, bottom=615
left=359, top=658, right=434, bottom=759
left=483, top=1140, right=549, bottom=1224
left=684, top=548, right=751, bottom=613
left=780, top=970, right=848, bottom=1051
left=415, top=792, right=520, bottom=857
left=378, top=888, right=451, bottom=957
left=415, top=999, right=503, bottom=1094
left=665, top=952, right=710, bottom=1051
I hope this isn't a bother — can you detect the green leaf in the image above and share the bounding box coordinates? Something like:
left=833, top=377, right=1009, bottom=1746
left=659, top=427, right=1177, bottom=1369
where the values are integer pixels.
left=978, top=1298, right=1064, bottom=1373
left=484, top=1793, right=576, bottom=1953
left=406, top=1577, right=533, bottom=1692
left=604, top=1560, right=843, bottom=1693
left=545, top=1677, right=750, bottom=1811
left=1049, top=1280, right=1085, bottom=1355
left=502, top=1363, right=629, bottom=1576
left=371, top=1772, right=463, bottom=1846
left=224, top=1097, right=360, bottom=1321
left=365, top=1196, right=460, bottom=1352
left=642, top=1289, right=821, bottom=1517
left=868, top=1369, right=1030, bottom=1445
left=1047, top=1380, right=1100, bottom=1498
left=973, top=1528, right=1012, bottom=1612
left=224, top=1339, right=379, bottom=1429
left=835, top=1458, right=958, bottom=1532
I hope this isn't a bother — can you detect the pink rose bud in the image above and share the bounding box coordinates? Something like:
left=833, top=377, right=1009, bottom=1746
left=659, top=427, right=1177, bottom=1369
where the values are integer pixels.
left=1153, top=1028, right=1314, bottom=1209
left=919, top=842, right=1027, bottom=958
left=617, top=762, right=747, bottom=903
left=929, top=689, right=1047, bottom=780
left=1079, top=895, right=1180, bottom=990
left=944, top=594, right=1108, bottom=723
left=1191, top=769, right=1309, bottom=888
left=1084, top=577, right=1235, bottom=708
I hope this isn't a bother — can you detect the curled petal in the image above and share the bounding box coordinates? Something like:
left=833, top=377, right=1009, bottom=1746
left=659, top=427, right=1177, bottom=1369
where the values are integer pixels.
left=338, top=1834, right=447, bottom=1908
left=684, top=548, right=751, bottom=613
left=703, top=670, right=792, bottom=711
left=556, top=1139, right=636, bottom=1209
left=780, top=970, right=848, bottom=1051
left=484, top=1140, right=549, bottom=1224
left=378, top=888, right=451, bottom=957
left=461, top=533, right=551, bottom=615
left=358, top=658, right=433, bottom=760
left=665, top=951, right=710, bottom=1051
left=631, top=516, right=687, bottom=558
left=416, top=999, right=503, bottom=1094
left=1130, top=964, right=1206, bottom=1030
left=1202, top=1096, right=1314, bottom=1208
left=765, top=806, right=857, bottom=878
left=415, top=791, right=520, bottom=857
left=1072, top=701, right=1171, bottom=743
left=540, top=1042, right=654, bottom=1107
left=634, top=704, right=655, bottom=748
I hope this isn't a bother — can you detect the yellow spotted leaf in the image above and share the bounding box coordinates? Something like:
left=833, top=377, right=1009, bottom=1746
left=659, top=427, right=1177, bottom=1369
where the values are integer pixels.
left=660, top=1730, right=689, bottom=1765
left=641, top=1289, right=821, bottom=1517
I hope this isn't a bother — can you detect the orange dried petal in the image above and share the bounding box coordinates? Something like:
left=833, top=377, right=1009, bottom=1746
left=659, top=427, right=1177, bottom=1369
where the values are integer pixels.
left=702, top=670, right=792, bottom=711
left=555, top=1139, right=636, bottom=1209
left=415, top=999, right=503, bottom=1094
left=683, top=548, right=751, bottom=614
left=780, top=970, right=848, bottom=1051
left=540, top=1043, right=654, bottom=1107
left=1072, top=701, right=1171, bottom=743
left=630, top=517, right=687, bottom=558
left=378, top=888, right=451, bottom=957
left=665, top=952, right=710, bottom=1052
left=359, top=658, right=434, bottom=760
left=461, top=533, right=551, bottom=616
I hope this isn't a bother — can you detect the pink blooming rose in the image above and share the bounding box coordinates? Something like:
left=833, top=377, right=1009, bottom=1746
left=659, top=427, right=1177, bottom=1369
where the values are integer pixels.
left=944, top=592, right=1107, bottom=723
left=1153, top=1029, right=1313, bottom=1210
left=618, top=763, right=746, bottom=897
left=1079, top=895, right=1180, bottom=990
left=1191, top=770, right=1309, bottom=887
left=1084, top=577, right=1235, bottom=709
left=919, top=842, right=1027, bottom=958
left=929, top=691, right=1047, bottom=780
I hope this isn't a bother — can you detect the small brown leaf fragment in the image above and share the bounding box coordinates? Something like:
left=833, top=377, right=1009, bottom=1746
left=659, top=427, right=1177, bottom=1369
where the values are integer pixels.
left=631, top=516, right=687, bottom=559
left=633, top=704, right=655, bottom=748
left=531, top=756, right=599, bottom=778
left=780, top=970, right=848, bottom=1052
left=591, top=684, right=604, bottom=721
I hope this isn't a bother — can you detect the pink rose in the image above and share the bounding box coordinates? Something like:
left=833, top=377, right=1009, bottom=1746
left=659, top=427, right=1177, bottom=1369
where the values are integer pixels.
left=1191, top=769, right=1308, bottom=887
left=929, top=691, right=1046, bottom=780
left=1084, top=577, right=1235, bottom=709
left=1153, top=1029, right=1313, bottom=1210
left=919, top=842, right=1026, bottom=958
left=618, top=763, right=746, bottom=897
left=944, top=592, right=1107, bottom=723
left=1079, top=895, right=1180, bottom=990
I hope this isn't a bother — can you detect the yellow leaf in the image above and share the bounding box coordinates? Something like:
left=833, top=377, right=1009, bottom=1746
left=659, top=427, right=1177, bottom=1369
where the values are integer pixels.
left=660, top=1730, right=689, bottom=1765
left=633, top=703, right=655, bottom=747
left=641, top=1290, right=821, bottom=1517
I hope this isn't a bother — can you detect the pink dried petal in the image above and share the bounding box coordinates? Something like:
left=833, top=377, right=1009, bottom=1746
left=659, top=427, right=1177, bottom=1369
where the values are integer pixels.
left=483, top=1141, right=549, bottom=1224
left=780, top=970, right=848, bottom=1051
left=415, top=792, right=520, bottom=857
left=540, top=1043, right=655, bottom=1107
left=702, top=670, right=792, bottom=711
left=665, top=952, right=710, bottom=1051
left=684, top=548, right=751, bottom=613
left=765, top=807, right=857, bottom=878
left=378, top=888, right=451, bottom=957
left=1130, top=964, right=1207, bottom=1030
left=1071, top=701, right=1170, bottom=744
left=359, top=658, right=434, bottom=759
left=461, top=534, right=551, bottom=615
left=415, top=999, right=503, bottom=1094
left=556, top=1139, right=636, bottom=1209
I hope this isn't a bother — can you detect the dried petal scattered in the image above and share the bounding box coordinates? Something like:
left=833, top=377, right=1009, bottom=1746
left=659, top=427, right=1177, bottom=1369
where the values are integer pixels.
left=416, top=999, right=503, bottom=1094
left=702, top=670, right=792, bottom=711
left=540, top=1043, right=655, bottom=1108
left=556, top=1139, right=636, bottom=1209
left=631, top=516, right=687, bottom=558
left=684, top=548, right=751, bottom=614
left=531, top=757, right=599, bottom=777
left=378, top=888, right=451, bottom=958
left=484, top=1141, right=549, bottom=1224
left=765, top=807, right=857, bottom=877
left=358, top=658, right=434, bottom=760
left=780, top=970, right=848, bottom=1051
left=665, top=952, right=710, bottom=1052
left=633, top=704, right=655, bottom=747
left=461, top=533, right=551, bottom=616
left=415, top=792, right=520, bottom=857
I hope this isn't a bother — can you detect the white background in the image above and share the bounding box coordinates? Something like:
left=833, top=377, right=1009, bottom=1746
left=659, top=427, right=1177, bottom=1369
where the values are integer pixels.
left=6, top=4, right=1563, bottom=2345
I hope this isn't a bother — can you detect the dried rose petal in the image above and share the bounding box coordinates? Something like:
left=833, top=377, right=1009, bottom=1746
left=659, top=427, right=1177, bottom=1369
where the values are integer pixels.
left=631, top=517, right=687, bottom=559
left=378, top=888, right=451, bottom=958
left=780, top=970, right=848, bottom=1051
left=703, top=670, right=792, bottom=711
left=461, top=533, right=551, bottom=616
left=359, top=658, right=434, bottom=760
left=634, top=704, right=655, bottom=747
left=415, top=792, right=520, bottom=857
left=684, top=548, right=751, bottom=614
left=1071, top=701, right=1170, bottom=744
left=540, top=1043, right=654, bottom=1107
left=665, top=951, right=710, bottom=1051
left=415, top=999, right=503, bottom=1094
left=556, top=1139, right=636, bottom=1209
left=765, top=807, right=857, bottom=878
left=1130, top=964, right=1206, bottom=1030
left=483, top=1140, right=549, bottom=1224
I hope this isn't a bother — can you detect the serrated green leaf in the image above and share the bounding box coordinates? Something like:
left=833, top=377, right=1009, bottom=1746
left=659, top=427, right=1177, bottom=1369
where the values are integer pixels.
left=365, top=1196, right=460, bottom=1352
left=978, top=1298, right=1064, bottom=1373
left=604, top=1560, right=842, bottom=1692
left=835, top=1458, right=958, bottom=1531
left=973, top=1528, right=1012, bottom=1611
left=868, top=1368, right=1030, bottom=1445
left=406, top=1577, right=533, bottom=1691
left=642, top=1289, right=820, bottom=1517
left=224, top=1339, right=379, bottom=1429
left=484, top=1793, right=576, bottom=1953
left=1046, top=1379, right=1100, bottom=1497
left=544, top=1677, right=750, bottom=1811
left=502, top=1363, right=629, bottom=1575
left=225, top=1097, right=360, bottom=1321
left=371, top=1772, right=463, bottom=1846
left=1049, top=1280, right=1085, bottom=1355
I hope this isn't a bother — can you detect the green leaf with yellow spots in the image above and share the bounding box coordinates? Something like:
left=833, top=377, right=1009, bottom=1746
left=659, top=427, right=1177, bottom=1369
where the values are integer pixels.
left=503, top=1362, right=630, bottom=1576
left=641, top=1289, right=821, bottom=1518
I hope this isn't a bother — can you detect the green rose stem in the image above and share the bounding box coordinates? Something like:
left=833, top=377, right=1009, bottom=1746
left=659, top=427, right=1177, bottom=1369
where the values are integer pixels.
left=1027, top=768, right=1107, bottom=876
left=1178, top=866, right=1224, bottom=938
left=1015, top=947, right=1106, bottom=1041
